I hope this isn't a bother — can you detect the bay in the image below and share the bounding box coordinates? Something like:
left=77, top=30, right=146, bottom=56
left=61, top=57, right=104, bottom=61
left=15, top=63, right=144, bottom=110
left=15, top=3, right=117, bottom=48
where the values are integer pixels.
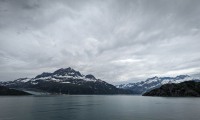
left=0, top=95, right=200, bottom=120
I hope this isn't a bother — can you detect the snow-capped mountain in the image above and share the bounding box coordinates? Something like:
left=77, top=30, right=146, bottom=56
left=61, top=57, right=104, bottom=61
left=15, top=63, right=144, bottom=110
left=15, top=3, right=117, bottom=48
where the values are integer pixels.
left=2, top=67, right=101, bottom=86
left=0, top=67, right=131, bottom=95
left=116, top=75, right=200, bottom=94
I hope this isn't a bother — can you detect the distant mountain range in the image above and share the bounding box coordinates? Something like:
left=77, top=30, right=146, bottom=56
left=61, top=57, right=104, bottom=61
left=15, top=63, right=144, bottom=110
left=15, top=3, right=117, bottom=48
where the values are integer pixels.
left=1, top=67, right=199, bottom=95
left=0, top=67, right=131, bottom=95
left=116, top=75, right=200, bottom=94
left=143, top=81, right=200, bottom=97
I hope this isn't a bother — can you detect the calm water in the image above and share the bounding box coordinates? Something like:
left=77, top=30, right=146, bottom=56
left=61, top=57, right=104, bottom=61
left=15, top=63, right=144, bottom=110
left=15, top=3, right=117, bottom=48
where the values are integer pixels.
left=0, top=95, right=200, bottom=120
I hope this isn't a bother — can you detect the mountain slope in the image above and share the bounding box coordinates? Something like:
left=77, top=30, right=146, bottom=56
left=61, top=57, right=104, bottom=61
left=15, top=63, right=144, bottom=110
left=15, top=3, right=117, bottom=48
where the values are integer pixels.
left=116, top=75, right=199, bottom=94
left=0, top=67, right=131, bottom=95
left=0, top=86, right=31, bottom=95
left=143, top=81, right=200, bottom=97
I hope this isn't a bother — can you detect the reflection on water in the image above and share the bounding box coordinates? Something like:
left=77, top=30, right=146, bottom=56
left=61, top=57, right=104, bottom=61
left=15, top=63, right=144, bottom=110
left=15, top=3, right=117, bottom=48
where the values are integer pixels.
left=0, top=95, right=200, bottom=120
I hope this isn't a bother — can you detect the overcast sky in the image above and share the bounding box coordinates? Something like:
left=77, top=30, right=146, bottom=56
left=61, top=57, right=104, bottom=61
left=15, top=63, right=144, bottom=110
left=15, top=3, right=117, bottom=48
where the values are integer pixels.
left=0, top=0, right=200, bottom=84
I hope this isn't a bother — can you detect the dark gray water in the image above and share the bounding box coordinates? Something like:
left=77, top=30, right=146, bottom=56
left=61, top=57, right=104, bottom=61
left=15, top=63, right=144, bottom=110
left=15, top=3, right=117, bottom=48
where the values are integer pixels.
left=0, top=95, right=200, bottom=120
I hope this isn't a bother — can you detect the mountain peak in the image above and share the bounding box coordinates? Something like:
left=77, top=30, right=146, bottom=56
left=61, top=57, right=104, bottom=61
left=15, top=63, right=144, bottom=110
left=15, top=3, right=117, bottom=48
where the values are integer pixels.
left=85, top=74, right=96, bottom=80
left=146, top=76, right=158, bottom=81
left=175, top=75, right=190, bottom=80
left=34, top=67, right=83, bottom=79
left=53, top=67, right=82, bottom=77
left=35, top=72, right=52, bottom=78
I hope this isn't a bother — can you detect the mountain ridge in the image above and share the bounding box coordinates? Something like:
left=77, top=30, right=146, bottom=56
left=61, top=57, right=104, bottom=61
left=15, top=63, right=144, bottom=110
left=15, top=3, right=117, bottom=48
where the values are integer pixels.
left=0, top=67, right=131, bottom=95
left=116, top=75, right=200, bottom=94
left=143, top=81, right=200, bottom=97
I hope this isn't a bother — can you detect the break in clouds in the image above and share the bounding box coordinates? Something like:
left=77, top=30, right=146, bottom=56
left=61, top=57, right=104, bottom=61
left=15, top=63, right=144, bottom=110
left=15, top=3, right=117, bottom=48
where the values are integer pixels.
left=0, top=0, right=200, bottom=84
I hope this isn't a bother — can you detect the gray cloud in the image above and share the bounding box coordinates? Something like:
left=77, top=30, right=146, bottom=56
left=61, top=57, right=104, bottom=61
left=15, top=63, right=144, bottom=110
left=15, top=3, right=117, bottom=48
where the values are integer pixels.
left=0, top=0, right=200, bottom=84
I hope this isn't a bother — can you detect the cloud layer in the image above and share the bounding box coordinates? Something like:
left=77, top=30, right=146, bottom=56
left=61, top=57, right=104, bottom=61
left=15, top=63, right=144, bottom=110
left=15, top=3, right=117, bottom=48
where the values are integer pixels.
left=0, top=0, right=200, bottom=83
